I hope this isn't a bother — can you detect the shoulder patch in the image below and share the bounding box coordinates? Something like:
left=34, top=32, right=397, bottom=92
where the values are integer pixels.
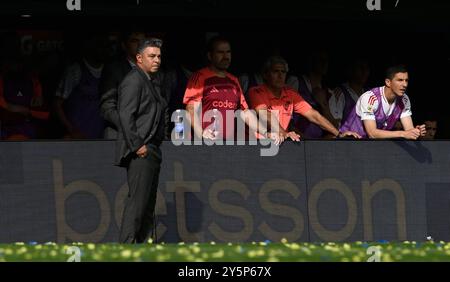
left=366, top=94, right=378, bottom=112
left=368, top=94, right=377, bottom=106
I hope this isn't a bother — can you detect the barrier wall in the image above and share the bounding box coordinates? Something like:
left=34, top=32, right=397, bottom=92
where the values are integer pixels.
left=0, top=140, right=449, bottom=243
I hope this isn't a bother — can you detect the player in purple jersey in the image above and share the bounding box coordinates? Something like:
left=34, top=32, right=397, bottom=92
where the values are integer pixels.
left=340, top=65, right=426, bottom=139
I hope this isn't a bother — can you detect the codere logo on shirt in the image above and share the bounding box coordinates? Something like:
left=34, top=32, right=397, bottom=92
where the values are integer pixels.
left=212, top=100, right=237, bottom=109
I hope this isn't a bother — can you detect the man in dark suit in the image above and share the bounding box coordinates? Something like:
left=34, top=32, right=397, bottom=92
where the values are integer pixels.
left=116, top=38, right=168, bottom=243
left=99, top=31, right=146, bottom=139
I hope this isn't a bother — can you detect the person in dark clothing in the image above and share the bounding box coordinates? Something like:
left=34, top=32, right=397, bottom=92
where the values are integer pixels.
left=54, top=33, right=108, bottom=139
left=116, top=38, right=168, bottom=244
left=99, top=31, right=146, bottom=139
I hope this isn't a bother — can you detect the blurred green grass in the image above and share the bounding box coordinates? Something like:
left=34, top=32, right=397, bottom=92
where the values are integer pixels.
left=1, top=240, right=449, bottom=262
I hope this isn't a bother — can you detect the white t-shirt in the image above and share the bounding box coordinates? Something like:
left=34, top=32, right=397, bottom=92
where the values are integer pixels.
left=356, top=86, right=412, bottom=121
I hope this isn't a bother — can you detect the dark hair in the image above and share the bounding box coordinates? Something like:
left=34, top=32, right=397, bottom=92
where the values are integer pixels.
left=206, top=35, right=229, bottom=53
left=136, top=38, right=163, bottom=54
left=385, top=64, right=408, bottom=80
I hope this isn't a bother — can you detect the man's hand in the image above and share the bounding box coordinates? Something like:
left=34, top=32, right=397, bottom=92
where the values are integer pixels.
left=136, top=145, right=148, bottom=158
left=202, top=128, right=217, bottom=140
left=285, top=131, right=301, bottom=142
left=267, top=132, right=284, bottom=146
left=338, top=131, right=362, bottom=139
left=402, top=128, right=421, bottom=140
left=416, top=124, right=426, bottom=137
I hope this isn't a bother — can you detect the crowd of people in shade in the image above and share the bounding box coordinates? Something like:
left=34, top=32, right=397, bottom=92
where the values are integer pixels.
left=0, top=31, right=439, bottom=141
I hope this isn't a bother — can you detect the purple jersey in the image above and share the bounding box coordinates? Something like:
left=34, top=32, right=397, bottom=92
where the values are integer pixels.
left=340, top=86, right=405, bottom=138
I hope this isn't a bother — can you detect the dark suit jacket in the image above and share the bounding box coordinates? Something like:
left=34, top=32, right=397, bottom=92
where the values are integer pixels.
left=99, top=58, right=133, bottom=139
left=115, top=67, right=168, bottom=167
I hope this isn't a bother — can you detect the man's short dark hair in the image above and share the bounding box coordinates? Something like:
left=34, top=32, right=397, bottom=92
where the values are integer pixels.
left=206, top=35, right=229, bottom=53
left=136, top=38, right=163, bottom=54
left=385, top=64, right=408, bottom=80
